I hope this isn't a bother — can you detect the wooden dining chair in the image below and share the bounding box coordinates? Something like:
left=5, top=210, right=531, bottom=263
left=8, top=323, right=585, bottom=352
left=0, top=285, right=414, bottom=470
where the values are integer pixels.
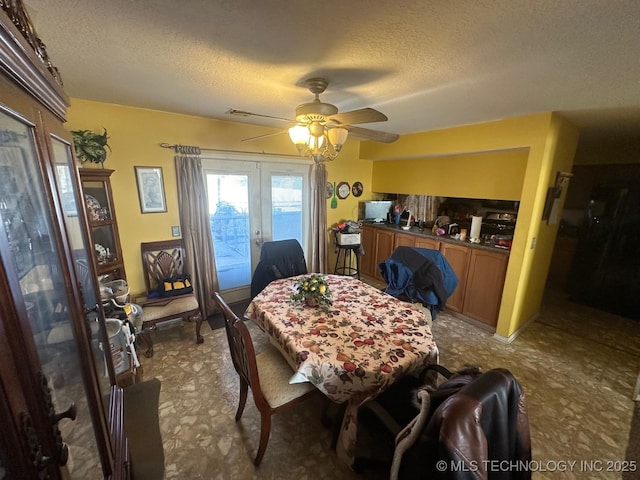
left=213, top=292, right=316, bottom=466
left=136, top=240, right=204, bottom=357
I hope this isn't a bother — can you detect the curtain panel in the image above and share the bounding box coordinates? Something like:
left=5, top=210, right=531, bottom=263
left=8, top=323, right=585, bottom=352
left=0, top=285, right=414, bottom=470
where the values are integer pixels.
left=309, top=162, right=328, bottom=273
left=175, top=154, right=218, bottom=317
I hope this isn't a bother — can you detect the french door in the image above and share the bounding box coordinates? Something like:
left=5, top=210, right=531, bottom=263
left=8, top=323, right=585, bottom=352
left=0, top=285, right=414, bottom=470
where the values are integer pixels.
left=203, top=154, right=310, bottom=303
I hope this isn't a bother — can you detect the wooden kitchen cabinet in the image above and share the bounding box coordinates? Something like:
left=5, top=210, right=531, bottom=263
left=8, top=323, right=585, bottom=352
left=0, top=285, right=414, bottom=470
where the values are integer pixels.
left=415, top=236, right=441, bottom=251
left=373, top=229, right=394, bottom=281
left=361, top=225, right=394, bottom=280
left=463, top=249, right=508, bottom=327
left=360, top=225, right=509, bottom=328
left=360, top=225, right=376, bottom=277
left=393, top=232, right=416, bottom=249
left=361, top=224, right=509, bottom=327
left=440, top=242, right=471, bottom=312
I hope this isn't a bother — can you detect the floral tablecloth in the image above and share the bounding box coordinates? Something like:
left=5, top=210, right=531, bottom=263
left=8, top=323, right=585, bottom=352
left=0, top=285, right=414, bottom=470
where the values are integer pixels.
left=244, top=274, right=439, bottom=464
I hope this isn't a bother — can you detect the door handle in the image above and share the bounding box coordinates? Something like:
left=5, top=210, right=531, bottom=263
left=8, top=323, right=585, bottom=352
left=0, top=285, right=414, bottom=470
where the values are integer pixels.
left=52, top=403, right=77, bottom=424
left=38, top=372, right=76, bottom=467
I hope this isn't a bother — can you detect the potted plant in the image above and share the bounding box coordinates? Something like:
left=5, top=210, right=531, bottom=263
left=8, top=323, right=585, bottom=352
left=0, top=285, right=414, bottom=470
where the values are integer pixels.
left=71, top=128, right=111, bottom=167
left=291, top=274, right=332, bottom=309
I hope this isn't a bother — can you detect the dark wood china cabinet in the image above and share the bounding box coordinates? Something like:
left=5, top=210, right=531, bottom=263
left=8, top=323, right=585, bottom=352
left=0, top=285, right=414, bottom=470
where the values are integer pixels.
left=79, top=168, right=127, bottom=284
left=0, top=2, right=127, bottom=479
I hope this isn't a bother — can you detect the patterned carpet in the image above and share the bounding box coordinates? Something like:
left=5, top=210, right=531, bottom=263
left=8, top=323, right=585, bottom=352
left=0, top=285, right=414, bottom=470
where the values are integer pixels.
left=136, top=284, right=639, bottom=479
left=624, top=403, right=640, bottom=480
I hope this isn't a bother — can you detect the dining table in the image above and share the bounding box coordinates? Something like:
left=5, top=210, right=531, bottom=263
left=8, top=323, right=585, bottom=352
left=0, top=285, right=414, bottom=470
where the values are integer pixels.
left=244, top=274, right=439, bottom=466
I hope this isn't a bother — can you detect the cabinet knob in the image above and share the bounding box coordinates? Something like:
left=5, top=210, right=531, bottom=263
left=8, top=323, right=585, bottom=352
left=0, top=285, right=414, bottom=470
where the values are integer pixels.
left=52, top=403, right=77, bottom=424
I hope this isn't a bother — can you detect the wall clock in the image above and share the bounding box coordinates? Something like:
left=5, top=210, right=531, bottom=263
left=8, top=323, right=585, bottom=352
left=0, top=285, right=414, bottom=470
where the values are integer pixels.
left=337, top=181, right=351, bottom=199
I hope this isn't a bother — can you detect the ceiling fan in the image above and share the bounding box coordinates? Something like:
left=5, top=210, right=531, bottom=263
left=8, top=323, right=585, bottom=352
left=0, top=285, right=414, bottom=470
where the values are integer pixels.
left=228, top=78, right=399, bottom=162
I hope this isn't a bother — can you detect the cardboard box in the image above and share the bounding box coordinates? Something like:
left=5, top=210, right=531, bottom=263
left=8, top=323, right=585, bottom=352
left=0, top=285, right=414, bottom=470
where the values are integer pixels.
left=336, top=233, right=361, bottom=245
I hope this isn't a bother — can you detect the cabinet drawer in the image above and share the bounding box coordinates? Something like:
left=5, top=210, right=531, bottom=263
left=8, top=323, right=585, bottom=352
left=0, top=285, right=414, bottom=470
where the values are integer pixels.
left=393, top=232, right=416, bottom=249
left=415, top=237, right=440, bottom=250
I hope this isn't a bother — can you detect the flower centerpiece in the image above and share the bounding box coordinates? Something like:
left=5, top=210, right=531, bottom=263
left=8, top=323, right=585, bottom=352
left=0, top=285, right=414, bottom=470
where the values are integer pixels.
left=291, top=274, right=332, bottom=308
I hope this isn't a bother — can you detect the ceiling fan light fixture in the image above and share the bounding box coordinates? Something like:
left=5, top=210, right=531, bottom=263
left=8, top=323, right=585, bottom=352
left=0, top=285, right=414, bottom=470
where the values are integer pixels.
left=236, top=77, right=397, bottom=161
left=288, top=125, right=309, bottom=145
left=327, top=127, right=348, bottom=152
left=289, top=124, right=341, bottom=163
left=308, top=121, right=325, bottom=138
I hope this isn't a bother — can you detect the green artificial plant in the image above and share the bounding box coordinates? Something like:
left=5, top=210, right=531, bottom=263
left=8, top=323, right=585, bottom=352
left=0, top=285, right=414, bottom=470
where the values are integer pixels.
left=71, top=128, right=111, bottom=166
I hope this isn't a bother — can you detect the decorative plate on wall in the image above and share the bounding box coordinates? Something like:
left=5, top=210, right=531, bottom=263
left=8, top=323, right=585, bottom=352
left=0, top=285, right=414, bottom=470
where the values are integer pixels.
left=337, top=181, right=351, bottom=199
left=325, top=181, right=334, bottom=199
left=352, top=181, right=363, bottom=197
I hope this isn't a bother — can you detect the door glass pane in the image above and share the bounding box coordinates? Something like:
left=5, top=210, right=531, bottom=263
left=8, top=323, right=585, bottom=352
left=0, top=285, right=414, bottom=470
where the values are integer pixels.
left=206, top=174, right=251, bottom=290
left=51, top=138, right=112, bottom=397
left=0, top=114, right=102, bottom=477
left=271, top=174, right=303, bottom=243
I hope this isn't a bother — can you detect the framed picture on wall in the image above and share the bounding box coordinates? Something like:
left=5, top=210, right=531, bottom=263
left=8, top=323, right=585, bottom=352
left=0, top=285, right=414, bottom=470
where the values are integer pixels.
left=135, top=166, right=167, bottom=213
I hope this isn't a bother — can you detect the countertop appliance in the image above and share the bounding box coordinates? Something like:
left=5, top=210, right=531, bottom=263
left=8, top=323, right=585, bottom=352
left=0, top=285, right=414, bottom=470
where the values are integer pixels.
left=482, top=211, right=517, bottom=236
left=360, top=200, right=393, bottom=223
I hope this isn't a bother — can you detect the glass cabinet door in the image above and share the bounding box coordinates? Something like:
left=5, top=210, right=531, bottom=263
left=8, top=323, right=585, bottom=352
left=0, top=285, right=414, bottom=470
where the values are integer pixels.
left=0, top=107, right=105, bottom=478
left=50, top=136, right=116, bottom=391
left=79, top=171, right=126, bottom=284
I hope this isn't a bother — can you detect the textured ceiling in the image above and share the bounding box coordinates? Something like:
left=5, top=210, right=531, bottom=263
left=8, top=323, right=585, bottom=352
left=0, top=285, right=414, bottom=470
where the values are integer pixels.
left=23, top=0, right=640, bottom=146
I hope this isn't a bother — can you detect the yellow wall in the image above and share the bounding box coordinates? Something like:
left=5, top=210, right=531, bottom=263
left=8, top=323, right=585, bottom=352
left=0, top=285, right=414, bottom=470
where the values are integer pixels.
left=515, top=115, right=579, bottom=325
left=363, top=113, right=579, bottom=338
left=67, top=99, right=368, bottom=294
left=324, top=143, right=376, bottom=269
left=371, top=150, right=528, bottom=200
left=68, top=99, right=580, bottom=339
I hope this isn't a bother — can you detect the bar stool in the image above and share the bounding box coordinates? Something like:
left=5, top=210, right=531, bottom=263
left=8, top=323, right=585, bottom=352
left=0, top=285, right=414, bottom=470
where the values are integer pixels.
left=334, top=233, right=361, bottom=279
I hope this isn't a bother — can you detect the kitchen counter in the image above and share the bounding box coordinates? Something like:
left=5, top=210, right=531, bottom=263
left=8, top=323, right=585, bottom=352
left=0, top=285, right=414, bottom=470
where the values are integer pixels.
left=362, top=222, right=511, bottom=255
left=359, top=222, right=510, bottom=329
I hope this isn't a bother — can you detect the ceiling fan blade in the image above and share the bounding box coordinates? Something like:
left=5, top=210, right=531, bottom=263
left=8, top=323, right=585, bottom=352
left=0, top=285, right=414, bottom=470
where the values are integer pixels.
left=241, top=130, right=288, bottom=142
left=226, top=108, right=295, bottom=123
left=329, top=108, right=388, bottom=125
left=347, top=126, right=399, bottom=143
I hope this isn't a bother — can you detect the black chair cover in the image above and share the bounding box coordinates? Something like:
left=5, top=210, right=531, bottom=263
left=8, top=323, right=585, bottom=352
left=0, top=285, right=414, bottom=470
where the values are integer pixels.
left=250, top=239, right=307, bottom=298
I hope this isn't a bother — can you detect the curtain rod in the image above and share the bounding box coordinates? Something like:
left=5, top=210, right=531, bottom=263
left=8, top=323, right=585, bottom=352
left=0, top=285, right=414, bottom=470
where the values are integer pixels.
left=159, top=142, right=303, bottom=159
